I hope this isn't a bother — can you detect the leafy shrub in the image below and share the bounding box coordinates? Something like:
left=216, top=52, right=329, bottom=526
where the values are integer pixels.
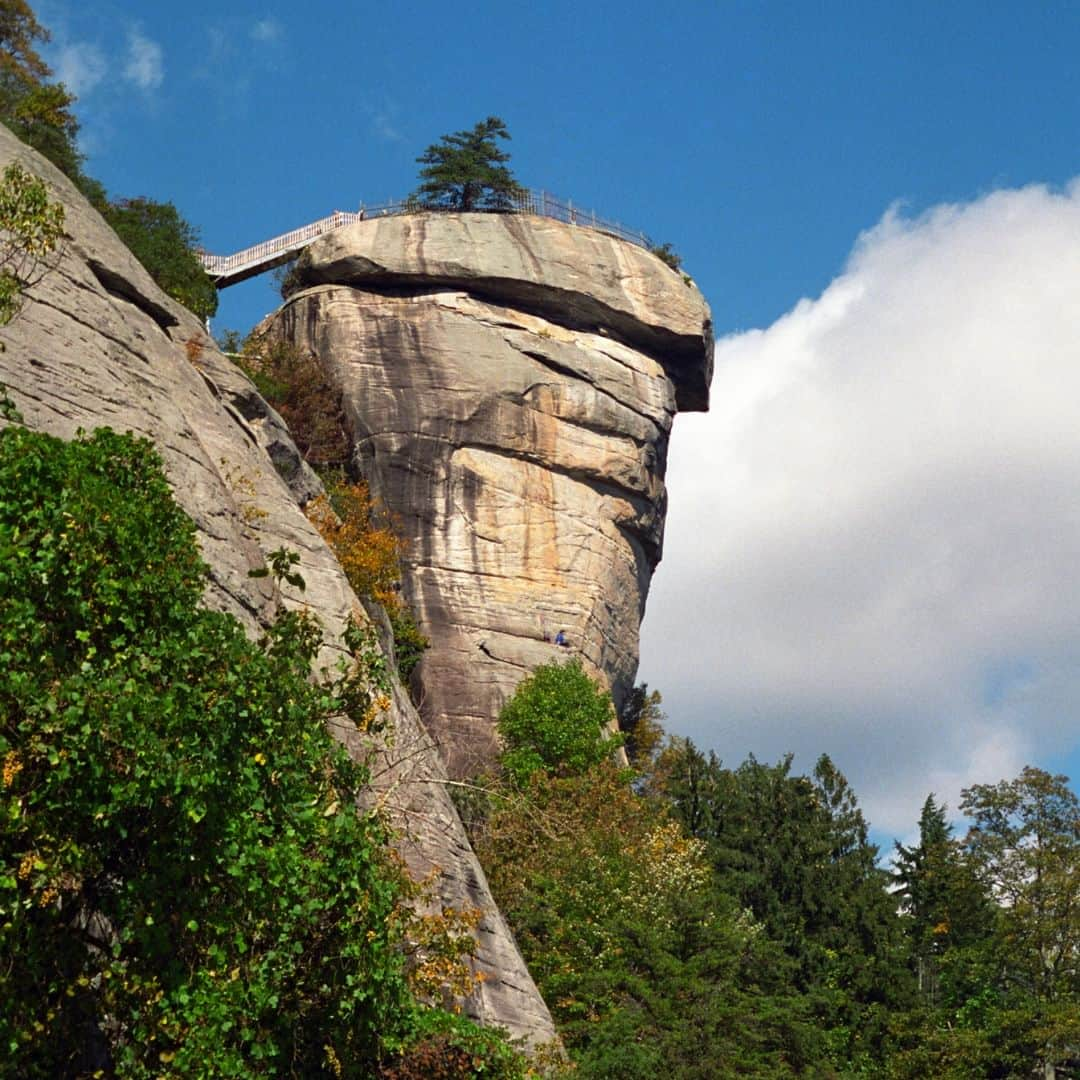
left=497, top=659, right=622, bottom=787
left=379, top=1009, right=530, bottom=1080
left=0, top=425, right=506, bottom=1076
left=307, top=477, right=429, bottom=683
left=308, top=479, right=403, bottom=605
left=388, top=605, right=430, bottom=682
left=233, top=331, right=350, bottom=467
left=648, top=242, right=682, bottom=271
left=272, top=253, right=307, bottom=299
left=0, top=160, right=64, bottom=325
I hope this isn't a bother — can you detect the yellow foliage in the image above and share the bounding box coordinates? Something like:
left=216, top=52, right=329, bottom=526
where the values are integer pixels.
left=403, top=904, right=484, bottom=1003
left=305, top=481, right=404, bottom=608
left=184, top=336, right=205, bottom=366
left=2, top=750, right=22, bottom=787
left=384, top=853, right=486, bottom=1006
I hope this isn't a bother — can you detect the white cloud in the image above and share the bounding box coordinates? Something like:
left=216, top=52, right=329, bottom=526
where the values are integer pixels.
left=251, top=17, right=283, bottom=43
left=54, top=41, right=107, bottom=97
left=371, top=112, right=403, bottom=142
left=365, top=101, right=403, bottom=143
left=123, top=30, right=163, bottom=91
left=641, top=180, right=1080, bottom=837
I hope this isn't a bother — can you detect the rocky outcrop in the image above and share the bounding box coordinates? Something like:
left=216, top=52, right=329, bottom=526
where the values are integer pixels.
left=273, top=213, right=713, bottom=776
left=0, top=126, right=556, bottom=1046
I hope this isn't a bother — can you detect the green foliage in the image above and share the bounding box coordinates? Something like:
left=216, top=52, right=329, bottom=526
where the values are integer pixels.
left=0, top=6, right=215, bottom=315
left=657, top=742, right=911, bottom=1069
left=961, top=766, right=1080, bottom=999
left=387, top=605, right=429, bottom=682
left=618, top=682, right=666, bottom=773
left=884, top=767, right=1080, bottom=1077
left=0, top=160, right=63, bottom=326
left=378, top=1009, right=530, bottom=1079
left=233, top=331, right=349, bottom=466
left=0, top=426, right=517, bottom=1077
left=472, top=758, right=820, bottom=1077
left=272, top=254, right=306, bottom=299
left=892, top=795, right=992, bottom=1008
left=0, top=1, right=94, bottom=194
left=248, top=544, right=307, bottom=591
left=217, top=327, right=244, bottom=353
left=412, top=116, right=524, bottom=212
left=103, top=197, right=218, bottom=321
left=497, top=659, right=623, bottom=787
left=649, top=242, right=683, bottom=271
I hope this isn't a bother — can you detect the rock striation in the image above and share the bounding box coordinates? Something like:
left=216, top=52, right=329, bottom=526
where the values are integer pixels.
left=273, top=213, right=713, bottom=776
left=0, top=126, right=556, bottom=1046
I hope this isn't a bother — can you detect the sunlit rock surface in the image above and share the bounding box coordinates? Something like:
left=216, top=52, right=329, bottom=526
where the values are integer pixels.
left=274, top=212, right=713, bottom=776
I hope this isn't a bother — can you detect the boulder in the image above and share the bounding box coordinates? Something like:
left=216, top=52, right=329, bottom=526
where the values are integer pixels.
left=297, top=211, right=713, bottom=411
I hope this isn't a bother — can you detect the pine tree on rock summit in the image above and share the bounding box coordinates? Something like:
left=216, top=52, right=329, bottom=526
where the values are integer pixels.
left=412, top=116, right=524, bottom=212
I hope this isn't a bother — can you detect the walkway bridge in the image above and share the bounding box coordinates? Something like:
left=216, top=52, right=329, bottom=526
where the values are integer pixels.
left=199, top=191, right=655, bottom=290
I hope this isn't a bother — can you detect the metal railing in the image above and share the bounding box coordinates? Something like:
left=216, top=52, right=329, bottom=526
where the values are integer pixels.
left=199, top=210, right=363, bottom=280
left=199, top=190, right=655, bottom=288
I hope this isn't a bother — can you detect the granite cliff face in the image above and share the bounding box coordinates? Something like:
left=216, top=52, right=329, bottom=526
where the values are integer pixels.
left=0, top=127, right=556, bottom=1046
left=272, top=214, right=713, bottom=776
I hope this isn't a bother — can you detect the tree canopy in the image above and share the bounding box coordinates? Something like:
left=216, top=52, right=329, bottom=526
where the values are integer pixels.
left=0, top=0, right=90, bottom=197
left=412, top=116, right=524, bottom=212
left=0, top=4, right=216, bottom=320
left=103, top=197, right=218, bottom=321
left=497, top=658, right=622, bottom=786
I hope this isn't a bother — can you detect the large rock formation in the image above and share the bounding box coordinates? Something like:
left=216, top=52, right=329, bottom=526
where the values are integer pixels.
left=273, top=214, right=713, bottom=775
left=0, top=127, right=556, bottom=1046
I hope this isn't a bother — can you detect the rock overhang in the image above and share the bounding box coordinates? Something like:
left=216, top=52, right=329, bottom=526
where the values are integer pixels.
left=295, top=212, right=714, bottom=412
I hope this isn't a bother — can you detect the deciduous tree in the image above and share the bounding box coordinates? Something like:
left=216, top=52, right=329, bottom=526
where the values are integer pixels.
left=104, top=197, right=218, bottom=320
left=0, top=1, right=88, bottom=192
left=0, top=159, right=63, bottom=325
left=497, top=658, right=622, bottom=786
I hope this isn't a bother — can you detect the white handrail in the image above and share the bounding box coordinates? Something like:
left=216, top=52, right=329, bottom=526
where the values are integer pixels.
left=200, top=192, right=656, bottom=286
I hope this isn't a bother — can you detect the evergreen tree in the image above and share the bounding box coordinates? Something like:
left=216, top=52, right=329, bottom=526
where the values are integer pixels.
left=890, top=770, right=1080, bottom=1078
left=618, top=682, right=666, bottom=773
left=412, top=116, right=524, bottom=212
left=657, top=743, right=912, bottom=1070
left=893, top=795, right=992, bottom=1006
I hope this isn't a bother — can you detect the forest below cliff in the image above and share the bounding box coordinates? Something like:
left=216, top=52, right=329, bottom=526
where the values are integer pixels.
left=1, top=2, right=1080, bottom=1077
left=4, top=413, right=1079, bottom=1078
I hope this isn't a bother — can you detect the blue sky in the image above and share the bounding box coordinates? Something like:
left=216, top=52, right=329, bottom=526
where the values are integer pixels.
left=40, top=1, right=1080, bottom=841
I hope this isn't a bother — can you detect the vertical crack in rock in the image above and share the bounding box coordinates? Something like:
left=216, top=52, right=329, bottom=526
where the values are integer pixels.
left=271, top=214, right=714, bottom=777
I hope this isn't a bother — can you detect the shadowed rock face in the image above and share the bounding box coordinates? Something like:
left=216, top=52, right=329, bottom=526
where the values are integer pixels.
left=275, top=214, right=713, bottom=777
left=0, top=128, right=556, bottom=1046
